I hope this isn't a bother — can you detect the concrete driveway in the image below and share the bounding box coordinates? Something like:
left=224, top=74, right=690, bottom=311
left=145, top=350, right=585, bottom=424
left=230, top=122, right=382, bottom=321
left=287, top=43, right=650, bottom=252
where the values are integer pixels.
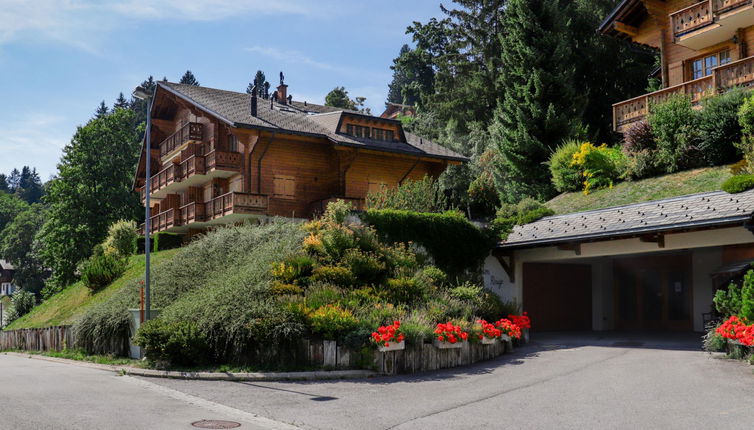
left=142, top=332, right=754, bottom=429
left=2, top=332, right=754, bottom=429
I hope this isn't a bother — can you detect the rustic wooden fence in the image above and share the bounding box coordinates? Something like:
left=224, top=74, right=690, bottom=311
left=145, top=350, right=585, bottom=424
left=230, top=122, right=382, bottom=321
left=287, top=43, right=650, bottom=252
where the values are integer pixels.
left=0, top=326, right=75, bottom=352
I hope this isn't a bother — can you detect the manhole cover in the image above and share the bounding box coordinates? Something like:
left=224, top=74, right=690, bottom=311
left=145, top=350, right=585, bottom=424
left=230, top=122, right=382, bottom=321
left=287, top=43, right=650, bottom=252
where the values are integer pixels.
left=191, top=420, right=241, bottom=429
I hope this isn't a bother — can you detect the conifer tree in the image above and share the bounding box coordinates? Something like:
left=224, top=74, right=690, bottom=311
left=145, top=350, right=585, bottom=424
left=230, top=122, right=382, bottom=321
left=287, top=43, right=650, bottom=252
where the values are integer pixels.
left=386, top=45, right=413, bottom=105
left=15, top=166, right=44, bottom=204
left=179, top=70, right=200, bottom=86
left=95, top=101, right=109, bottom=118
left=0, top=174, right=9, bottom=193
left=113, top=92, right=129, bottom=110
left=490, top=0, right=582, bottom=203
left=246, top=70, right=268, bottom=97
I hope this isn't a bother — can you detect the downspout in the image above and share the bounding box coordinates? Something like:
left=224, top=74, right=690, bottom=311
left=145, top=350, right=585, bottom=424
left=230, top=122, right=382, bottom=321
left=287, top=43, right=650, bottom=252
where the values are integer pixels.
left=257, top=132, right=275, bottom=194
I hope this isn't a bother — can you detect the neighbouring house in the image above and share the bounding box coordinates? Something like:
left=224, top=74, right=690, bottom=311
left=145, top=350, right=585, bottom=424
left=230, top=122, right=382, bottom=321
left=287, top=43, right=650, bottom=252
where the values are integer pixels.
left=600, top=0, right=754, bottom=132
left=380, top=102, right=416, bottom=120
left=0, top=260, right=16, bottom=297
left=484, top=190, right=754, bottom=333
left=133, top=77, right=466, bottom=235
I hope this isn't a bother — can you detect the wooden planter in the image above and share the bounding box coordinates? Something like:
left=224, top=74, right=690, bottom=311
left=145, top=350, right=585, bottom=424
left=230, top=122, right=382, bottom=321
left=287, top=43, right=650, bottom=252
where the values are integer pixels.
left=378, top=340, right=405, bottom=352
left=433, top=339, right=465, bottom=349
left=480, top=337, right=498, bottom=345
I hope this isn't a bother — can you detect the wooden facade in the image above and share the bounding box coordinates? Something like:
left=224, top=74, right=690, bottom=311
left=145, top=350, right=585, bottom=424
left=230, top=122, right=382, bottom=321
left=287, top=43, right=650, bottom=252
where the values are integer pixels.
left=134, top=83, right=462, bottom=235
left=602, top=0, right=754, bottom=132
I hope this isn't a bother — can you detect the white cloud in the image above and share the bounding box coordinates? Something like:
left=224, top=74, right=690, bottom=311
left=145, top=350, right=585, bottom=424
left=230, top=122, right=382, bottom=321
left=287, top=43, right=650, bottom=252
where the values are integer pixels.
left=0, top=112, right=72, bottom=179
left=110, top=0, right=313, bottom=21
left=246, top=46, right=338, bottom=72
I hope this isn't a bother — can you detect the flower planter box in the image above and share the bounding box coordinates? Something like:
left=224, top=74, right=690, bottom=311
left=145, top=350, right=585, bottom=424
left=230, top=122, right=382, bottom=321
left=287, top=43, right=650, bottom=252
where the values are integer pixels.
left=433, top=339, right=465, bottom=349
left=378, top=340, right=405, bottom=352
left=501, top=334, right=511, bottom=342
left=522, top=329, right=530, bottom=344
left=480, top=337, right=498, bottom=345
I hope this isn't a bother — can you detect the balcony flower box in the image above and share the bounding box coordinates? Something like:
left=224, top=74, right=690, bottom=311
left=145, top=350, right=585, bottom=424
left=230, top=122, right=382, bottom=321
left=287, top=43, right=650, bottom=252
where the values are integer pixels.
left=378, top=340, right=405, bottom=352
left=433, top=339, right=465, bottom=349
left=480, top=337, right=498, bottom=345
left=433, top=322, right=468, bottom=349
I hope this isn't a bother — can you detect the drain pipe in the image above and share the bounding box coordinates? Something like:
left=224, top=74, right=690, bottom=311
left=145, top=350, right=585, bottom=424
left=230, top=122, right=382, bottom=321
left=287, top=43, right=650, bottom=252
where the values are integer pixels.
left=257, top=132, right=275, bottom=194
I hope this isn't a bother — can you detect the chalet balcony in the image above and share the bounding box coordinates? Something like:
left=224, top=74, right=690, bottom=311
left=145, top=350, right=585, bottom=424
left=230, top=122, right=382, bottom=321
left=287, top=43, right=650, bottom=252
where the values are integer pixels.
left=148, top=149, right=242, bottom=199
left=671, top=0, right=754, bottom=50
left=139, top=208, right=181, bottom=235
left=612, top=55, right=754, bottom=132
left=159, top=122, right=203, bottom=159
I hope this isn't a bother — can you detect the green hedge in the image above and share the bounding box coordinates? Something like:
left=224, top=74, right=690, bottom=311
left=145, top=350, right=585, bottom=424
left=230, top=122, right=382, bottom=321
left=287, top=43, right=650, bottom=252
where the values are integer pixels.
left=154, top=232, right=184, bottom=251
left=135, top=236, right=154, bottom=254
left=722, top=175, right=754, bottom=194
left=361, top=209, right=491, bottom=278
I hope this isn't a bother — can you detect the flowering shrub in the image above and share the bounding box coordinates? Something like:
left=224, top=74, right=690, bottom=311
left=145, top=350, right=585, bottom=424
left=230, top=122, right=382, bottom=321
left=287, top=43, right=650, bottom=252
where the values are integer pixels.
left=308, top=305, right=359, bottom=340
left=495, top=318, right=522, bottom=339
left=370, top=321, right=405, bottom=348
left=508, top=312, right=531, bottom=329
left=434, top=322, right=469, bottom=344
left=476, top=320, right=502, bottom=340
left=716, top=315, right=754, bottom=346
left=569, top=142, right=626, bottom=194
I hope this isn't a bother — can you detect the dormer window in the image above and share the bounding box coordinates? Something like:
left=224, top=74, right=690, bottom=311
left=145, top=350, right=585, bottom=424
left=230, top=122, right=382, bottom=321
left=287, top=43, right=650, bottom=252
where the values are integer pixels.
left=373, top=128, right=394, bottom=142
left=346, top=124, right=371, bottom=139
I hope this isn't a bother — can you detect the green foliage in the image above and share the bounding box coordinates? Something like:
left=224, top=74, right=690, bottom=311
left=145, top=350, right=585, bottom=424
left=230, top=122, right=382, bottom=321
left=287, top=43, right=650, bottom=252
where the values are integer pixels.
left=324, top=87, right=356, bottom=110
left=39, top=108, right=141, bottom=291
left=154, top=232, right=183, bottom=251
left=342, top=249, right=386, bottom=285
left=308, top=305, right=359, bottom=340
left=320, top=225, right=357, bottom=261
left=366, top=176, right=447, bottom=213
left=311, top=266, right=356, bottom=287
left=383, top=277, right=429, bottom=306
left=489, top=198, right=554, bottom=240
left=271, top=255, right=314, bottom=285
left=622, top=120, right=655, bottom=154
left=625, top=149, right=663, bottom=180
left=4, top=289, right=37, bottom=323
left=721, top=175, right=754, bottom=194
left=102, top=220, right=137, bottom=257
left=362, top=209, right=490, bottom=278
left=270, top=283, right=304, bottom=296
left=702, top=327, right=727, bottom=353
left=714, top=282, right=743, bottom=317
left=570, top=142, right=627, bottom=194
left=134, top=319, right=209, bottom=366
left=697, top=88, right=747, bottom=166
left=738, top=92, right=754, bottom=138
left=80, top=253, right=127, bottom=292
left=323, top=199, right=355, bottom=224
left=0, top=192, right=29, bottom=234
left=179, top=70, right=200, bottom=86
left=548, top=139, right=582, bottom=193
left=647, top=94, right=701, bottom=173
left=740, top=270, right=754, bottom=322
left=477, top=293, right=518, bottom=322
left=448, top=282, right=483, bottom=302
left=0, top=204, right=47, bottom=295
left=414, top=266, right=447, bottom=288
left=135, top=236, right=154, bottom=254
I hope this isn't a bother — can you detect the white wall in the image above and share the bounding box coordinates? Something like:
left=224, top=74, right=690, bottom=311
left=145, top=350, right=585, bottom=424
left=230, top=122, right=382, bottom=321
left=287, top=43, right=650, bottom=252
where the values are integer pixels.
left=691, top=247, right=722, bottom=332
left=482, top=255, right=516, bottom=304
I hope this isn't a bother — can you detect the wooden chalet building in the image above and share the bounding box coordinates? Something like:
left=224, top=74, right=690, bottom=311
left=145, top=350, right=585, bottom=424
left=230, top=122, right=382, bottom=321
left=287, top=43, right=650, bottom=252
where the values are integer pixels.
left=600, top=0, right=754, bottom=132
left=133, top=79, right=466, bottom=235
left=0, top=260, right=16, bottom=297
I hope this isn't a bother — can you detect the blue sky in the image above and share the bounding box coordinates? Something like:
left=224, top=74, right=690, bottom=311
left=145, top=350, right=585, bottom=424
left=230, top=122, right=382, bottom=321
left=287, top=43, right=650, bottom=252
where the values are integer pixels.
left=0, top=0, right=444, bottom=180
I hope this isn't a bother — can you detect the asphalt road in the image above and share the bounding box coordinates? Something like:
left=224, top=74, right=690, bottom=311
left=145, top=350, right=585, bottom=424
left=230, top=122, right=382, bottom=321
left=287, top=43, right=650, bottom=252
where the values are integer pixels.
left=2, top=332, right=754, bottom=429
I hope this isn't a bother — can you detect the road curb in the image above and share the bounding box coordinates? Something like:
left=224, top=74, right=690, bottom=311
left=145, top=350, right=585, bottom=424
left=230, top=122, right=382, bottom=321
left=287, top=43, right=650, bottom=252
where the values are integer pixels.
left=2, top=351, right=378, bottom=381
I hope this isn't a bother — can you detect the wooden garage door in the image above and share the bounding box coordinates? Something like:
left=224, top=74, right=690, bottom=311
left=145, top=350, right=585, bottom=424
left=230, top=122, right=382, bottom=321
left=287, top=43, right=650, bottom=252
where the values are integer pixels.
left=523, top=263, right=592, bottom=331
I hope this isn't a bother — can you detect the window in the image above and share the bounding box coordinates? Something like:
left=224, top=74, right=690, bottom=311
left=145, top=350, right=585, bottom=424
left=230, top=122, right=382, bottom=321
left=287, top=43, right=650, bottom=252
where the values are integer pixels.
left=345, top=124, right=371, bottom=139
left=273, top=175, right=295, bottom=199
left=385, top=130, right=394, bottom=141
left=691, top=49, right=731, bottom=79
left=228, top=134, right=238, bottom=152
left=371, top=128, right=395, bottom=142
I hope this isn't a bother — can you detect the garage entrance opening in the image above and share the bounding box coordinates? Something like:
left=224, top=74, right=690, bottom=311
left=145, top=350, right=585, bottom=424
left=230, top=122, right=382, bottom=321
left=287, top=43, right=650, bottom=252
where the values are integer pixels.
left=523, top=263, right=592, bottom=331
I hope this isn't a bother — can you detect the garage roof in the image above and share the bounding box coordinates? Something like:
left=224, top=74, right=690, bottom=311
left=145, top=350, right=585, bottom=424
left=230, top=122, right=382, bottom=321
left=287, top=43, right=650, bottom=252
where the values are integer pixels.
left=498, top=190, right=754, bottom=250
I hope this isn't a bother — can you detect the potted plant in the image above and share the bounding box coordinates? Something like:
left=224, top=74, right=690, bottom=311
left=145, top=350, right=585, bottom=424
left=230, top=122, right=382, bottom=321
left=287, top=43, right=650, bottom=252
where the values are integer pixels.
left=495, top=318, right=522, bottom=342
left=508, top=313, right=531, bottom=343
left=433, top=322, right=468, bottom=349
left=371, top=321, right=405, bottom=352
left=475, top=319, right=502, bottom=345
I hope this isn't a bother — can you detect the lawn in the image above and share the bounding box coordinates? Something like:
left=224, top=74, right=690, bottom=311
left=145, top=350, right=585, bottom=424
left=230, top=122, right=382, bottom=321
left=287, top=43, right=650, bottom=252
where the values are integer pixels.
left=5, top=249, right=179, bottom=330
left=546, top=165, right=733, bottom=215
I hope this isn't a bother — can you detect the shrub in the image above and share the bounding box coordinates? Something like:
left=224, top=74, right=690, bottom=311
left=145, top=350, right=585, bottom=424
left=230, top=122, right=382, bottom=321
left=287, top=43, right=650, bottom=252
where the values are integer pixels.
left=622, top=120, right=654, bottom=153
left=625, top=149, right=663, bottom=180
left=489, top=198, right=554, bottom=241
left=342, top=248, right=386, bottom=285
left=648, top=94, right=701, bottom=172
left=366, top=176, right=447, bottom=213
left=714, top=281, right=743, bottom=317
left=383, top=277, right=429, bottom=306
left=154, top=232, right=183, bottom=251
left=270, top=255, right=314, bottom=285
left=320, top=225, right=357, bottom=260
left=102, top=220, right=138, bottom=257
left=477, top=292, right=517, bottom=322
left=398, top=313, right=435, bottom=345
left=80, top=253, right=127, bottom=292
left=308, top=305, right=359, bottom=340
left=311, top=265, right=356, bottom=287
left=698, top=88, right=747, bottom=166
left=548, top=139, right=582, bottom=193
left=133, top=319, right=209, bottom=366
left=362, top=209, right=490, bottom=279
left=270, top=283, right=304, bottom=295
left=322, top=199, right=354, bottom=224
left=570, top=142, right=627, bottom=194
left=414, top=266, right=447, bottom=288
left=305, top=284, right=345, bottom=309
left=703, top=327, right=727, bottom=352
left=740, top=269, right=754, bottom=322
left=738, top=91, right=754, bottom=138
left=722, top=174, right=754, bottom=194
left=448, top=282, right=483, bottom=302
left=4, top=289, right=36, bottom=323
left=135, top=236, right=154, bottom=254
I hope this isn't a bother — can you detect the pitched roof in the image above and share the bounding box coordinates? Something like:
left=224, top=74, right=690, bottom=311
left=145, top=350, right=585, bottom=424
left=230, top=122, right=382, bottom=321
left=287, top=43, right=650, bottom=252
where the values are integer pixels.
left=499, top=190, right=754, bottom=249
left=158, top=82, right=468, bottom=162
left=0, top=259, right=15, bottom=271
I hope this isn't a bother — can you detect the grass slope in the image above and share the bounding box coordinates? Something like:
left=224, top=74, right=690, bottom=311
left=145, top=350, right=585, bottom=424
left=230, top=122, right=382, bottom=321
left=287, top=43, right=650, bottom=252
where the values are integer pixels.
left=6, top=249, right=179, bottom=330
left=546, top=166, right=732, bottom=215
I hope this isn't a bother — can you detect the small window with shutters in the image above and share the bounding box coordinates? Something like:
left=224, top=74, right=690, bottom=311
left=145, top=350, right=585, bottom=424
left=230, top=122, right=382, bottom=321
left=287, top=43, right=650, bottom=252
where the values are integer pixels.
left=228, top=134, right=238, bottom=153
left=273, top=175, right=296, bottom=199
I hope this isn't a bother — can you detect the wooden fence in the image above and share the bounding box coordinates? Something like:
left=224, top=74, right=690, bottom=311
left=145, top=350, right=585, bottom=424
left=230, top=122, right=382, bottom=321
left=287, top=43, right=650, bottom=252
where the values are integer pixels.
left=0, top=326, right=75, bottom=352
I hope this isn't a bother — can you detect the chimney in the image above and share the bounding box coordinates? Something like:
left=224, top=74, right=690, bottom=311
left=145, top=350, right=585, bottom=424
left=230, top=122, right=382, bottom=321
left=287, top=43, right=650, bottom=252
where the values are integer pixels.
left=250, top=85, right=258, bottom=117
left=277, top=83, right=288, bottom=105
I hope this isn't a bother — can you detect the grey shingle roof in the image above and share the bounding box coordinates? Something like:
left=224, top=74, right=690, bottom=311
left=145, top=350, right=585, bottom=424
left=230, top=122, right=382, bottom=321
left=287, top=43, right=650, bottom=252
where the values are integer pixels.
left=499, top=190, right=754, bottom=249
left=159, top=82, right=467, bottom=162
left=0, top=259, right=14, bottom=271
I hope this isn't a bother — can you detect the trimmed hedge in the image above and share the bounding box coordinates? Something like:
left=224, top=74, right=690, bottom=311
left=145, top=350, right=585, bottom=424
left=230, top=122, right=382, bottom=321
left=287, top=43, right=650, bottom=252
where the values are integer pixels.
left=361, top=209, right=491, bottom=278
left=135, top=236, right=154, bottom=254
left=154, top=232, right=184, bottom=251
left=722, top=174, right=754, bottom=194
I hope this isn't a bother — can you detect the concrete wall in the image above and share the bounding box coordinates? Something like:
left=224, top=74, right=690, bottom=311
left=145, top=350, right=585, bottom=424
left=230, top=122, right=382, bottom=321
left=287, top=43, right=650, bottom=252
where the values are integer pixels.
left=691, top=247, right=722, bottom=332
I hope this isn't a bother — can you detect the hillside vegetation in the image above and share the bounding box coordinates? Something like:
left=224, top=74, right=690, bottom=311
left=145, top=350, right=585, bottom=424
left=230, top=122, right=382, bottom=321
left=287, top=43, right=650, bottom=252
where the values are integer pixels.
left=6, top=250, right=178, bottom=330
left=546, top=165, right=732, bottom=215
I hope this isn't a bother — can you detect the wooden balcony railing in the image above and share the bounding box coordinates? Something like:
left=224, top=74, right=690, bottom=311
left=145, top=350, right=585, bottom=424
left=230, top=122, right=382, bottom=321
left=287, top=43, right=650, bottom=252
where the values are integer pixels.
left=178, top=155, right=206, bottom=179
left=150, top=163, right=179, bottom=193
left=159, top=122, right=203, bottom=157
left=144, top=208, right=180, bottom=234
left=205, top=192, right=268, bottom=221
left=713, top=0, right=751, bottom=13
left=713, top=55, right=754, bottom=90
left=613, top=75, right=713, bottom=130
left=671, top=1, right=714, bottom=37
left=205, top=150, right=242, bottom=172
left=180, top=201, right=207, bottom=225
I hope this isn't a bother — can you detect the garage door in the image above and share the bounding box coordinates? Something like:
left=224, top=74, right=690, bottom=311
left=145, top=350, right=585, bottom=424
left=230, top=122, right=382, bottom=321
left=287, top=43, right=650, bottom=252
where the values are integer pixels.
left=523, top=263, right=592, bottom=331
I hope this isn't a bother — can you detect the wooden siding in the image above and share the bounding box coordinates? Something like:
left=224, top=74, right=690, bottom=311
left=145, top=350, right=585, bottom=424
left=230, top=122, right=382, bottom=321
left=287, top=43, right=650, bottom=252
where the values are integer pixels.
left=344, top=152, right=442, bottom=199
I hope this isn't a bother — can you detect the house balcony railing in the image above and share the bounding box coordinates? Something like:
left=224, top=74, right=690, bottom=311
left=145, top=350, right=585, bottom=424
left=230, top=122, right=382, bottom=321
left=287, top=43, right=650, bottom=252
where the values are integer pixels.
left=671, top=0, right=754, bottom=49
left=180, top=201, right=207, bottom=225
left=205, top=192, right=268, bottom=221
left=612, top=55, right=754, bottom=132
left=140, top=208, right=180, bottom=235
left=146, top=150, right=241, bottom=198
left=205, top=150, right=242, bottom=173
left=159, top=122, right=203, bottom=157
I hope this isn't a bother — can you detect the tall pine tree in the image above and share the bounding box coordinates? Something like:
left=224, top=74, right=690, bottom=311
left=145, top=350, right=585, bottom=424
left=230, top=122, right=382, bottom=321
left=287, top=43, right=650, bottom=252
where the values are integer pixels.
left=114, top=92, right=129, bottom=110
left=491, top=0, right=582, bottom=203
left=95, top=101, right=109, bottom=118
left=15, top=166, right=43, bottom=204
left=246, top=70, right=268, bottom=97
left=387, top=45, right=414, bottom=105
left=179, top=70, right=200, bottom=86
